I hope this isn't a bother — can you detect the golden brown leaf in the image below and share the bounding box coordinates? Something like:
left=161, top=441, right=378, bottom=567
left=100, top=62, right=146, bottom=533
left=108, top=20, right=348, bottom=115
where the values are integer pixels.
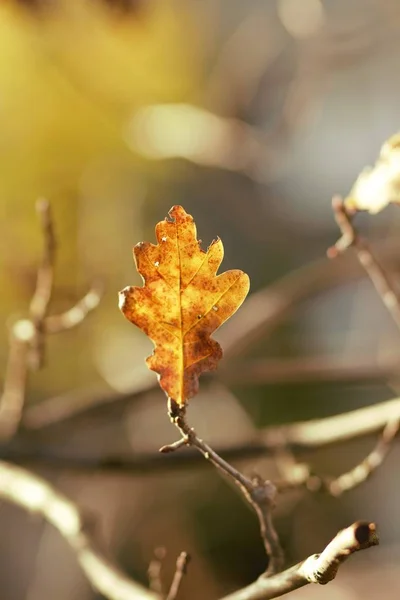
left=119, top=205, right=250, bottom=405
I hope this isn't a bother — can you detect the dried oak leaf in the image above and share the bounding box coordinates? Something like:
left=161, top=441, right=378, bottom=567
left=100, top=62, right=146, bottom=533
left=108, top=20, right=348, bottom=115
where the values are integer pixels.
left=119, top=205, right=250, bottom=405
left=344, top=132, right=400, bottom=214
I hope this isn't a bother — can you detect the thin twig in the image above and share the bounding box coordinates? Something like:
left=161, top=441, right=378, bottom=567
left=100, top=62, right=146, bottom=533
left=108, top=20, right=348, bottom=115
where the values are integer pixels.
left=219, top=522, right=378, bottom=600
left=28, top=198, right=56, bottom=370
left=275, top=418, right=400, bottom=495
left=0, top=200, right=56, bottom=439
left=0, top=203, right=102, bottom=440
left=0, top=331, right=30, bottom=439
left=44, top=281, right=103, bottom=334
left=0, top=460, right=158, bottom=600
left=327, top=417, right=400, bottom=496
left=219, top=237, right=400, bottom=361
left=328, top=195, right=400, bottom=331
left=148, top=547, right=166, bottom=596
left=165, top=552, right=190, bottom=600
left=165, top=399, right=284, bottom=576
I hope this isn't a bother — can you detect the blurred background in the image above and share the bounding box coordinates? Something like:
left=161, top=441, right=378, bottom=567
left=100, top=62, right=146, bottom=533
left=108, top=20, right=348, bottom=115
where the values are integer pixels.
left=1, top=0, right=400, bottom=598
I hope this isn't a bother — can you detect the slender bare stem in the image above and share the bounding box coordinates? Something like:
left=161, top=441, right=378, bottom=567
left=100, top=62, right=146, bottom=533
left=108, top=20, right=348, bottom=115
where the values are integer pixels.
left=328, top=195, right=400, bottom=331
left=165, top=399, right=284, bottom=575
left=165, top=552, right=190, bottom=600
left=0, top=200, right=56, bottom=438
left=148, top=547, right=166, bottom=596
left=0, top=202, right=102, bottom=440
left=28, top=198, right=57, bottom=370
left=275, top=417, right=399, bottom=495
left=0, top=333, right=29, bottom=439
left=327, top=417, right=399, bottom=496
left=219, top=522, right=378, bottom=600
left=44, top=281, right=103, bottom=334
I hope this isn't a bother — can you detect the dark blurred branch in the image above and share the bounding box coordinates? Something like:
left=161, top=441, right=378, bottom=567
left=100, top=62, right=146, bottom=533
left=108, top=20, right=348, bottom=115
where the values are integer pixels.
left=21, top=382, right=121, bottom=430
left=0, top=460, right=158, bottom=600
left=220, top=354, right=400, bottom=385
left=1, top=397, right=398, bottom=474
left=206, top=7, right=284, bottom=115
left=163, top=399, right=284, bottom=576
left=328, top=195, right=400, bottom=331
left=220, top=238, right=400, bottom=361
left=220, top=522, right=378, bottom=600
left=165, top=552, right=190, bottom=600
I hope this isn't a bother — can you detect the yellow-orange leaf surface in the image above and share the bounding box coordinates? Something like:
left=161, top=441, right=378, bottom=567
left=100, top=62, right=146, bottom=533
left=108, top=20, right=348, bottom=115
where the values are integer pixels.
left=119, top=205, right=250, bottom=405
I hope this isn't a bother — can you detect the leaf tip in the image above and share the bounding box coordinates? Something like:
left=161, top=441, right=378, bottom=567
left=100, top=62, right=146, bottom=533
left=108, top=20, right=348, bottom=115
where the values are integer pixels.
left=168, top=204, right=189, bottom=222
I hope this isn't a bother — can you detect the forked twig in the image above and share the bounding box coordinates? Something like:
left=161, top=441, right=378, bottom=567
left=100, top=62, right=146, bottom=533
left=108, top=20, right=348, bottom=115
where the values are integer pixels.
left=162, top=399, right=284, bottom=576
left=0, top=202, right=102, bottom=440
left=0, top=200, right=55, bottom=438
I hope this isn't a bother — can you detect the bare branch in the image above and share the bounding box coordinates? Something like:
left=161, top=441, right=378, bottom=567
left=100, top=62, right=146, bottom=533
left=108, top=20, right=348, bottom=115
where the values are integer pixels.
left=0, top=202, right=102, bottom=440
left=0, top=200, right=56, bottom=439
left=165, top=399, right=284, bottom=576
left=220, top=522, right=378, bottom=600
left=3, top=396, right=398, bottom=475
left=275, top=417, right=399, bottom=495
left=148, top=547, right=166, bottom=596
left=327, top=417, right=400, bottom=496
left=0, top=460, right=158, bottom=600
left=328, top=195, right=400, bottom=331
left=219, top=238, right=400, bottom=361
left=22, top=383, right=121, bottom=430
left=28, top=198, right=57, bottom=370
left=0, top=331, right=29, bottom=439
left=29, top=199, right=56, bottom=322
left=44, top=281, right=103, bottom=334
left=165, top=552, right=190, bottom=600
